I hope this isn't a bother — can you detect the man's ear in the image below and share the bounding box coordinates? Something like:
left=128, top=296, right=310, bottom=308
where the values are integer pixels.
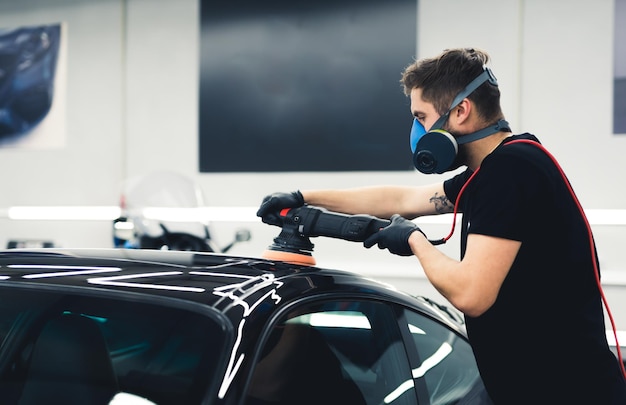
left=452, top=98, right=472, bottom=125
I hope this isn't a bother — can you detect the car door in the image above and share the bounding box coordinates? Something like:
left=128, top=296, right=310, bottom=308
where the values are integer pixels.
left=244, top=297, right=492, bottom=405
left=244, top=299, right=417, bottom=405
left=399, top=307, right=493, bottom=405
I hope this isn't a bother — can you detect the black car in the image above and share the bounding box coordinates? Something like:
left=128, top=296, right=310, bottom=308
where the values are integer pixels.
left=0, top=248, right=491, bottom=405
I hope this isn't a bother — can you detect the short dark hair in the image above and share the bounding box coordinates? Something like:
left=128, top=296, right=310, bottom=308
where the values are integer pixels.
left=400, top=48, right=504, bottom=123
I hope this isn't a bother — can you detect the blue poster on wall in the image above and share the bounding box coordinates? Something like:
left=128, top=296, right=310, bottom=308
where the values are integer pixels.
left=199, top=0, right=417, bottom=172
left=0, top=23, right=65, bottom=149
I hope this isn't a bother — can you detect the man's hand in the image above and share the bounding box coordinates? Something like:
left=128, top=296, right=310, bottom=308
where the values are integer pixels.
left=256, top=191, right=305, bottom=226
left=363, top=214, right=425, bottom=256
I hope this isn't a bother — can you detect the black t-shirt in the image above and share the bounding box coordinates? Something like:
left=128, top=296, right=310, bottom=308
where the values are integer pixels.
left=443, top=134, right=626, bottom=404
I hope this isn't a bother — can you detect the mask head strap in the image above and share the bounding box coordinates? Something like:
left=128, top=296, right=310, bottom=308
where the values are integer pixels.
left=447, top=66, right=498, bottom=113
left=456, top=119, right=510, bottom=145
left=429, top=66, right=498, bottom=129
left=426, top=66, right=502, bottom=142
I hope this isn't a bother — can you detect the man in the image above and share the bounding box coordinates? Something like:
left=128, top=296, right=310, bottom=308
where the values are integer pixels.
left=256, top=48, right=626, bottom=404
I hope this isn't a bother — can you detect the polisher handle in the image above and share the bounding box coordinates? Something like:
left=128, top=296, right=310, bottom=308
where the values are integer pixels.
left=278, top=205, right=390, bottom=242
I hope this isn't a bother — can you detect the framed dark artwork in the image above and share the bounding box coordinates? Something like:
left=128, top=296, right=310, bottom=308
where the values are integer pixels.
left=199, top=0, right=417, bottom=172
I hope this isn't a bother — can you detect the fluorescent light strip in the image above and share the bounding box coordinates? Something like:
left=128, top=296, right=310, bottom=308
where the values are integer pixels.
left=606, top=329, right=626, bottom=347
left=141, top=207, right=257, bottom=222
left=3, top=206, right=626, bottom=225
left=7, top=206, right=122, bottom=220
left=585, top=210, right=626, bottom=225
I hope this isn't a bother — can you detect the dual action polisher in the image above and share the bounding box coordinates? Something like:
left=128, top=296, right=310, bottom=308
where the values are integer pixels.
left=261, top=205, right=391, bottom=266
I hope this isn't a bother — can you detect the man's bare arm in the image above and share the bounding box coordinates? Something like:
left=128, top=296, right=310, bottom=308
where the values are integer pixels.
left=302, top=183, right=451, bottom=219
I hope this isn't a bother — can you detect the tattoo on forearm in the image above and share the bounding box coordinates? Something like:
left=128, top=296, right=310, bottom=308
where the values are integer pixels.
left=430, top=192, right=453, bottom=213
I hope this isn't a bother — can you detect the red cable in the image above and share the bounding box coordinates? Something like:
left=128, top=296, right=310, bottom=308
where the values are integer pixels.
left=441, top=168, right=481, bottom=244
left=442, top=139, right=626, bottom=378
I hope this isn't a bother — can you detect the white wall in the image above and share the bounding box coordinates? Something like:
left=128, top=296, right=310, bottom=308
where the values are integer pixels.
left=0, top=0, right=625, bottom=324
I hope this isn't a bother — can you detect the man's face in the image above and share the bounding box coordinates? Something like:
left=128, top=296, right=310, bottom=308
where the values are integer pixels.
left=409, top=87, right=441, bottom=132
left=409, top=87, right=468, bottom=171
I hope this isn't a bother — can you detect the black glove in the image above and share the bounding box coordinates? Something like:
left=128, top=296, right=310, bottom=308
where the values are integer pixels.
left=363, top=214, right=424, bottom=256
left=256, top=191, right=305, bottom=226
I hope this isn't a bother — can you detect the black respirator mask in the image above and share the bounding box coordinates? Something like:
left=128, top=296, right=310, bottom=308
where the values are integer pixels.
left=410, top=66, right=511, bottom=174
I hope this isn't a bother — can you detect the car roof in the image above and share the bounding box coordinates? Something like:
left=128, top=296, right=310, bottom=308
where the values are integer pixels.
left=0, top=248, right=465, bottom=331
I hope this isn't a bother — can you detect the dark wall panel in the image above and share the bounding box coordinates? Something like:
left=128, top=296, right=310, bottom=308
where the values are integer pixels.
left=199, top=0, right=416, bottom=172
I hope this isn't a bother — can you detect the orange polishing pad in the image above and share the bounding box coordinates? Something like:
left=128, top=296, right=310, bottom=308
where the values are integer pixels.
left=261, top=249, right=316, bottom=266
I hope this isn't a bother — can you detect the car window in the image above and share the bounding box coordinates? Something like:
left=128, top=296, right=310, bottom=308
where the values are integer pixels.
left=402, top=309, right=492, bottom=405
left=245, top=300, right=417, bottom=405
left=0, top=287, right=227, bottom=405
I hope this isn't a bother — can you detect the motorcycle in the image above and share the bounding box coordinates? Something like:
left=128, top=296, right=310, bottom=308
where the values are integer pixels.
left=112, top=171, right=250, bottom=253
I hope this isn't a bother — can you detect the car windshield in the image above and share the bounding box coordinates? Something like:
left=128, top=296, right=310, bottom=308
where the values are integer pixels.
left=0, top=286, right=228, bottom=405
